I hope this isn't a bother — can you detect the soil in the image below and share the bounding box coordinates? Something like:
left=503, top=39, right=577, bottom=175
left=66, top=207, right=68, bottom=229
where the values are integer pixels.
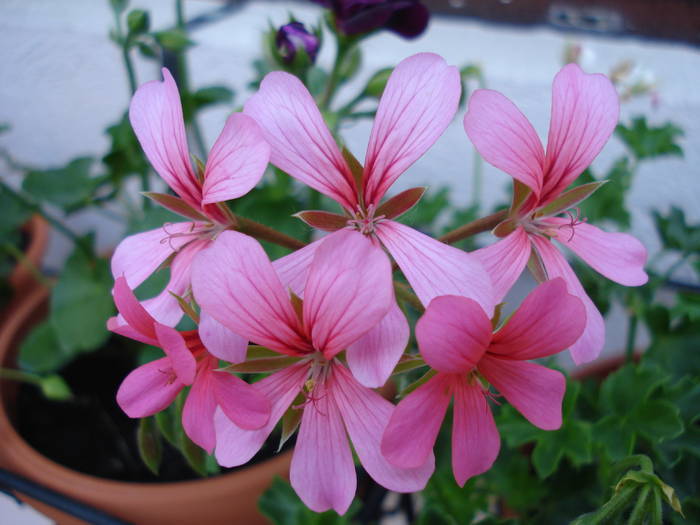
left=13, top=341, right=285, bottom=483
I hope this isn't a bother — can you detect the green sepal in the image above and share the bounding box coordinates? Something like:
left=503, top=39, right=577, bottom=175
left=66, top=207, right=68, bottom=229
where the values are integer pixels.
left=536, top=181, right=607, bottom=217
left=137, top=416, right=163, bottom=475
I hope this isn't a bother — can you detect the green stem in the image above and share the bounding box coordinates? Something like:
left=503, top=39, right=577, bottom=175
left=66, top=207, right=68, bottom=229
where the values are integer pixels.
left=319, top=38, right=353, bottom=111
left=0, top=367, right=42, bottom=386
left=0, top=179, right=92, bottom=257
left=625, top=314, right=638, bottom=363
left=627, top=486, right=651, bottom=525
left=235, top=216, right=307, bottom=251
left=112, top=4, right=137, bottom=95
left=2, top=242, right=52, bottom=288
left=439, top=209, right=507, bottom=245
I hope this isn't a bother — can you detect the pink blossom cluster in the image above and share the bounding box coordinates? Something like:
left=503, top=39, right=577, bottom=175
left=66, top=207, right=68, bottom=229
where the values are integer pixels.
left=109, top=53, right=648, bottom=514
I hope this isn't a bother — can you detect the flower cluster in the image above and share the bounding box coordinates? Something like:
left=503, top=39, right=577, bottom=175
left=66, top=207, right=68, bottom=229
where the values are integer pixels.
left=109, top=53, right=647, bottom=513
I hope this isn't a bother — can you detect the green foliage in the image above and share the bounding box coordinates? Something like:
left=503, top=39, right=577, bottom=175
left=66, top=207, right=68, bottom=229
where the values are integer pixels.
left=23, top=157, right=96, bottom=213
left=138, top=416, right=163, bottom=475
left=576, top=159, right=633, bottom=229
left=259, top=477, right=360, bottom=525
left=154, top=29, right=194, bottom=52
left=191, top=86, right=235, bottom=111
left=616, top=117, right=684, bottom=159
left=126, top=9, right=149, bottom=35
left=653, top=206, right=700, bottom=254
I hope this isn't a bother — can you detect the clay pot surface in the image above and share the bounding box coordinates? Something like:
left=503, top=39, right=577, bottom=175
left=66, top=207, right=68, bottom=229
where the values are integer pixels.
left=0, top=284, right=290, bottom=525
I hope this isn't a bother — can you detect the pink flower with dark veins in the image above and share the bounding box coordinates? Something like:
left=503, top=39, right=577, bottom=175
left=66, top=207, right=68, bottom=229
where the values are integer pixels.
left=111, top=68, right=270, bottom=327
left=190, top=229, right=433, bottom=515
left=108, top=277, right=270, bottom=453
left=244, top=52, right=494, bottom=387
left=382, top=278, right=585, bottom=486
left=463, top=63, right=648, bottom=364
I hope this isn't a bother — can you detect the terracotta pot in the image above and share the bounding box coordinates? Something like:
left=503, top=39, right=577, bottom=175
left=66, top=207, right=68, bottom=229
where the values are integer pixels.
left=0, top=284, right=290, bottom=525
left=8, top=215, right=49, bottom=295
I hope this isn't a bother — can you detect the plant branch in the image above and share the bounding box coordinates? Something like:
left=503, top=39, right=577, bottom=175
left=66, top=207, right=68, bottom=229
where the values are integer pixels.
left=2, top=242, right=52, bottom=288
left=439, top=209, right=507, bottom=245
left=235, top=216, right=307, bottom=251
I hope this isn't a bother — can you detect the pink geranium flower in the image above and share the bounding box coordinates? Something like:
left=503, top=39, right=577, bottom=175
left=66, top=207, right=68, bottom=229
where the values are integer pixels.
left=111, top=68, right=270, bottom=326
left=244, top=53, right=494, bottom=387
left=108, top=277, right=271, bottom=453
left=191, top=229, right=433, bottom=515
left=463, top=63, right=648, bottom=364
left=381, top=278, right=585, bottom=486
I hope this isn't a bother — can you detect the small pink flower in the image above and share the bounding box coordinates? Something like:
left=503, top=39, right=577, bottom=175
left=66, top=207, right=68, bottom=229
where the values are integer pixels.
left=111, top=68, right=270, bottom=325
left=191, top=229, right=433, bottom=514
left=463, top=63, right=648, bottom=364
left=108, top=277, right=270, bottom=453
left=381, top=278, right=585, bottom=486
left=244, top=53, right=494, bottom=386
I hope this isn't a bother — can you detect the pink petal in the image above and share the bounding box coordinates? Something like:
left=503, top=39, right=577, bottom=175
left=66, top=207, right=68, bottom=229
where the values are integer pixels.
left=376, top=220, right=495, bottom=315
left=112, top=276, right=156, bottom=342
left=182, top=360, right=217, bottom=453
left=191, top=231, right=309, bottom=355
left=363, top=53, right=460, bottom=207
left=541, top=64, right=619, bottom=204
left=464, top=89, right=544, bottom=196
left=381, top=373, right=452, bottom=469
left=303, top=230, right=392, bottom=358
left=201, top=113, right=270, bottom=204
left=107, top=316, right=155, bottom=345
left=478, top=355, right=565, bottom=430
left=243, top=72, right=358, bottom=210
left=139, top=238, right=208, bottom=326
left=290, top=381, right=356, bottom=515
left=530, top=236, right=604, bottom=364
left=346, top=302, right=409, bottom=388
left=474, top=227, right=531, bottom=303
left=154, top=323, right=196, bottom=385
left=490, top=278, right=586, bottom=360
left=111, top=222, right=197, bottom=290
left=129, top=68, right=201, bottom=208
left=451, top=380, right=500, bottom=486
left=214, top=362, right=308, bottom=467
left=116, top=358, right=183, bottom=418
left=546, top=218, right=648, bottom=286
left=199, top=311, right=248, bottom=364
left=212, top=369, right=271, bottom=430
left=416, top=295, right=492, bottom=374
left=331, top=364, right=434, bottom=492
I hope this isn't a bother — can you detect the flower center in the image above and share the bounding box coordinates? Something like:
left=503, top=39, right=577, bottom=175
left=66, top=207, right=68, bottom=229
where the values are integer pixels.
left=159, top=221, right=223, bottom=252
left=519, top=207, right=587, bottom=241
left=347, top=204, right=386, bottom=235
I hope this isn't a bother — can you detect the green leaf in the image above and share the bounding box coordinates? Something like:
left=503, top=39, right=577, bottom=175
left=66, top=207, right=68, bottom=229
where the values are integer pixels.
left=22, top=157, right=95, bottom=212
left=155, top=406, right=179, bottom=447
left=137, top=42, right=157, bottom=59
left=0, top=185, right=32, bottom=239
left=49, top=246, right=114, bottom=354
left=629, top=400, right=684, bottom=443
left=154, top=30, right=194, bottom=52
left=18, top=320, right=74, bottom=373
left=38, top=374, right=73, bottom=401
left=191, top=86, right=235, bottom=111
left=653, top=206, right=700, bottom=254
left=126, top=9, right=149, bottom=35
left=305, top=67, right=328, bottom=98
left=338, top=46, right=361, bottom=83
left=179, top=431, right=207, bottom=477
left=258, top=477, right=360, bottom=525
left=363, top=67, right=392, bottom=98
left=595, top=415, right=636, bottom=460
left=616, top=117, right=684, bottom=159
left=600, top=363, right=668, bottom=416
left=576, top=159, right=632, bottom=229
left=137, top=417, right=163, bottom=475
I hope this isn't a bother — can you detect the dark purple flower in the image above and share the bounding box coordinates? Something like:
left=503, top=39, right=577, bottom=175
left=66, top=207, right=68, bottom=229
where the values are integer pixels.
left=311, top=0, right=429, bottom=38
left=276, top=22, right=320, bottom=64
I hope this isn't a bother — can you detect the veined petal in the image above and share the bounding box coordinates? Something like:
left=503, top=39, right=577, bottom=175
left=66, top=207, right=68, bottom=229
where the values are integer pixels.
left=112, top=276, right=156, bottom=342
left=182, top=360, right=217, bottom=453
left=531, top=236, right=604, bottom=364
left=107, top=316, right=155, bottom=345
left=139, top=238, right=208, bottom=326
left=381, top=373, right=452, bottom=468
left=478, top=355, right=565, bottom=430
left=201, top=113, right=270, bottom=204
left=464, top=89, right=544, bottom=196
left=451, top=380, right=500, bottom=486
left=546, top=218, right=648, bottom=286
left=541, top=64, right=619, bottom=204
left=490, top=278, right=586, bottom=360
left=154, top=323, right=196, bottom=385
left=116, top=358, right=183, bottom=418
left=290, top=381, right=356, bottom=515
left=332, top=364, right=434, bottom=492
left=191, top=231, right=309, bottom=355
left=214, top=362, right=309, bottom=467
left=363, top=53, right=460, bottom=207
left=199, top=311, right=248, bottom=364
left=129, top=68, right=201, bottom=207
left=416, top=295, right=492, bottom=374
left=111, top=222, right=197, bottom=290
left=243, top=72, right=357, bottom=210
left=376, top=220, right=495, bottom=315
left=474, top=227, right=531, bottom=303
left=212, top=370, right=271, bottom=430
left=346, top=302, right=409, bottom=388
left=303, top=230, right=392, bottom=358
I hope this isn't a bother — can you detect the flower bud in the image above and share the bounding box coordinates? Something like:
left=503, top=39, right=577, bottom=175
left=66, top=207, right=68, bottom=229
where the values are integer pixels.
left=275, top=22, right=320, bottom=65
